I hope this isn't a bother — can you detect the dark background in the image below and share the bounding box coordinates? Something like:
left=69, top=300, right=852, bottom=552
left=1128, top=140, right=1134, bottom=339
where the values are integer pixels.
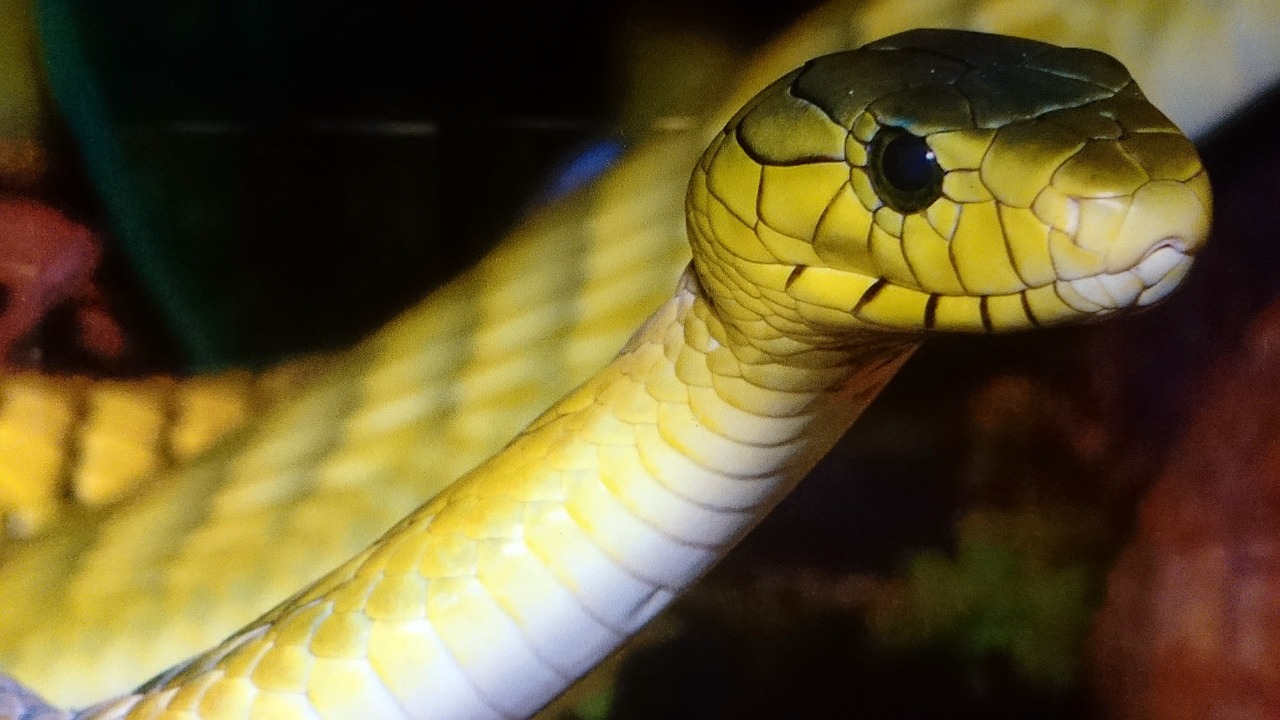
left=42, top=0, right=826, bottom=368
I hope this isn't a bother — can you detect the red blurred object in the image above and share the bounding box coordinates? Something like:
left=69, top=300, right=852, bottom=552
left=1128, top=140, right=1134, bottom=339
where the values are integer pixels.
left=1090, top=297, right=1280, bottom=719
left=0, top=197, right=125, bottom=364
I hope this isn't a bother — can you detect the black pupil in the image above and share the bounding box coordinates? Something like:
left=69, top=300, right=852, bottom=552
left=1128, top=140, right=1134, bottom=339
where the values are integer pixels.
left=868, top=126, right=944, bottom=215
left=881, top=132, right=936, bottom=192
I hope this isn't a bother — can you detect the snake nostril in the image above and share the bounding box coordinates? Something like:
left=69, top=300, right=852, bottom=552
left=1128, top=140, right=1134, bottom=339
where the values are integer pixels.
left=1133, top=242, right=1192, bottom=288
left=1144, top=236, right=1188, bottom=257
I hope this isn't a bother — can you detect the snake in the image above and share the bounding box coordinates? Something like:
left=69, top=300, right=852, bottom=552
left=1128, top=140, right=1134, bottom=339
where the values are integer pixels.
left=2, top=0, right=1275, bottom=713
left=0, top=24, right=1217, bottom=719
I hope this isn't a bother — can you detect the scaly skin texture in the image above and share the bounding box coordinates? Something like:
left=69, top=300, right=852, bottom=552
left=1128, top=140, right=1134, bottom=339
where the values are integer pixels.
left=83, top=283, right=917, bottom=720
left=0, top=360, right=318, bottom=537
left=2, top=29, right=1214, bottom=720
left=0, top=0, right=1271, bottom=709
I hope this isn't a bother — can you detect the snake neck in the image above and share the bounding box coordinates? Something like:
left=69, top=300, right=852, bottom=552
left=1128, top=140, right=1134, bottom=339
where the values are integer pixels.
left=84, top=270, right=919, bottom=720
left=521, top=268, right=921, bottom=522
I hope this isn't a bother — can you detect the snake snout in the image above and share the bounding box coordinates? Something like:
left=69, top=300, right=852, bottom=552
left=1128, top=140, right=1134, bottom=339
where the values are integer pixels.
left=1091, top=175, right=1211, bottom=310
left=1058, top=180, right=1208, bottom=315
left=1107, top=178, right=1211, bottom=272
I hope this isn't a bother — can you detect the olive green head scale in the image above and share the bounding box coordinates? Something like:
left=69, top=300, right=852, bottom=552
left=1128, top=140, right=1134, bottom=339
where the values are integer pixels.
left=686, top=29, right=1211, bottom=341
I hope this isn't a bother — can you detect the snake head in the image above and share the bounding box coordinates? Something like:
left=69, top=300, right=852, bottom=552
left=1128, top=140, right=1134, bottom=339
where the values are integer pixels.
left=686, top=29, right=1211, bottom=338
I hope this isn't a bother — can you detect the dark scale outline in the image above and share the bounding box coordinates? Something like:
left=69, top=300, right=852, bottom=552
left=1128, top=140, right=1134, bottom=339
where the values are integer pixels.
left=944, top=198, right=992, bottom=297
left=784, top=70, right=863, bottom=135
left=731, top=83, right=849, bottom=169
left=869, top=215, right=927, bottom=293
left=785, top=265, right=807, bottom=290
left=703, top=135, right=764, bottom=231
left=925, top=194, right=962, bottom=239
left=752, top=220, right=794, bottom=266
left=809, top=180, right=875, bottom=270
left=1020, top=291, right=1042, bottom=328
left=996, top=202, right=1047, bottom=291
left=1042, top=109, right=1125, bottom=142
left=979, top=296, right=994, bottom=332
left=55, top=382, right=91, bottom=508
left=984, top=125, right=1103, bottom=287
left=154, top=381, right=180, bottom=479
left=1050, top=277, right=1104, bottom=315
left=851, top=278, right=887, bottom=317
left=694, top=195, right=773, bottom=269
left=754, top=164, right=849, bottom=265
left=923, top=293, right=940, bottom=330
left=897, top=201, right=971, bottom=295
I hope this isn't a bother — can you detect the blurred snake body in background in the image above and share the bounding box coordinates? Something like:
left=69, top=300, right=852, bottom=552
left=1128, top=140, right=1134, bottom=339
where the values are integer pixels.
left=0, top=0, right=1276, bottom=716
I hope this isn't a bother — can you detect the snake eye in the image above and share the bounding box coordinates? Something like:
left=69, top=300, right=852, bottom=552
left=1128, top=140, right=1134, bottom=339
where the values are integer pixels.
left=868, top=126, right=944, bottom=214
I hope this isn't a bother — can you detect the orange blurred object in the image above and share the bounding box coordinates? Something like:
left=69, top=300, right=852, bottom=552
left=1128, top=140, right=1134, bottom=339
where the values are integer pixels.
left=0, top=197, right=124, bottom=364
left=1091, top=298, right=1280, bottom=719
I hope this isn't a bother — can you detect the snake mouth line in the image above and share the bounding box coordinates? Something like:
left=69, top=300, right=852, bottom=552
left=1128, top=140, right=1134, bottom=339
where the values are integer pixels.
left=847, top=235, right=1196, bottom=332
left=1056, top=240, right=1195, bottom=313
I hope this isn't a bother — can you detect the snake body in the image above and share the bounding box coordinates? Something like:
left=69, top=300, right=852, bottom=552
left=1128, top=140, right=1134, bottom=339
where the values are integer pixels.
left=6, top=27, right=1213, bottom=719
left=2, top=0, right=1275, bottom=713
left=0, top=361, right=321, bottom=536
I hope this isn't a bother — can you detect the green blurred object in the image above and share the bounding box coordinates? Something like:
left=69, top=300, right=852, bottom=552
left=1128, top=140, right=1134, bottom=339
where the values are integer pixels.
left=874, top=507, right=1103, bottom=689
